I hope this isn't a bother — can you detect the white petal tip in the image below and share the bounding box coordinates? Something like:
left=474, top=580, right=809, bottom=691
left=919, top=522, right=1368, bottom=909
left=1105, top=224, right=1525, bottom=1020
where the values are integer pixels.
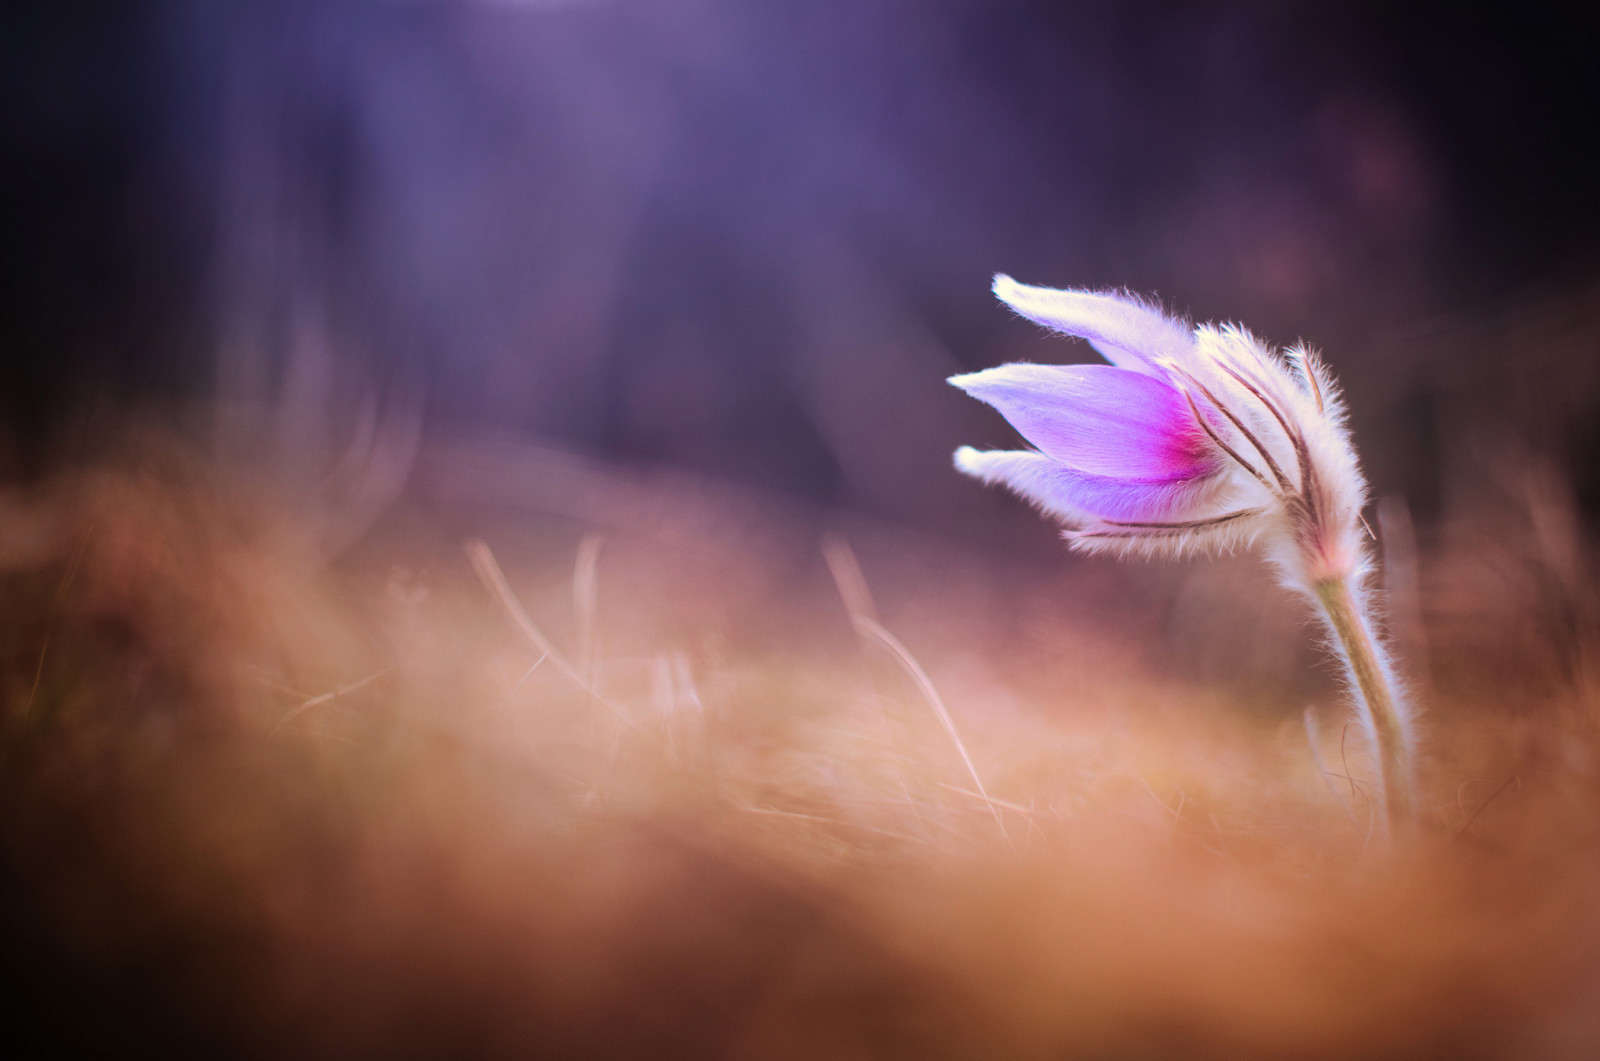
left=952, top=445, right=984, bottom=473
left=992, top=274, right=1029, bottom=307
left=947, top=363, right=1034, bottom=399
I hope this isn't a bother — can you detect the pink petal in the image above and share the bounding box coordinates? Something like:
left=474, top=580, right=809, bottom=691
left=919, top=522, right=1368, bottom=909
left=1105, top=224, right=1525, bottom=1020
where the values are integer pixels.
left=992, top=275, right=1194, bottom=372
left=948, top=363, right=1217, bottom=481
left=953, top=447, right=1221, bottom=523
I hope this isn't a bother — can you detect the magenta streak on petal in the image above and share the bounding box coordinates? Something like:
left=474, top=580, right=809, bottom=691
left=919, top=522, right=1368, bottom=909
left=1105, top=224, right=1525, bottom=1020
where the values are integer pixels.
left=991, top=276, right=1195, bottom=373
left=953, top=447, right=1220, bottom=523
left=949, top=363, right=1217, bottom=482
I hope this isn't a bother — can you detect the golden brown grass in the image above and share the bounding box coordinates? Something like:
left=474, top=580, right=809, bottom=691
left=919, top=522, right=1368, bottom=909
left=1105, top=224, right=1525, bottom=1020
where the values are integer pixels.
left=1, top=441, right=1597, bottom=1059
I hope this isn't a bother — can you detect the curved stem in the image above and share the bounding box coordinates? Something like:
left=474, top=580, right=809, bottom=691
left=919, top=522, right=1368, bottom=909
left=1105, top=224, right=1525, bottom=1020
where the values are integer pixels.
left=1314, top=576, right=1412, bottom=826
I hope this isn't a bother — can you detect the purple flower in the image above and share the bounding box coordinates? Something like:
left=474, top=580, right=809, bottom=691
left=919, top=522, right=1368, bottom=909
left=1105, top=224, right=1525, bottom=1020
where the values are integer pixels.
left=949, top=363, right=1223, bottom=525
left=953, top=275, right=1416, bottom=823
left=952, top=275, right=1366, bottom=586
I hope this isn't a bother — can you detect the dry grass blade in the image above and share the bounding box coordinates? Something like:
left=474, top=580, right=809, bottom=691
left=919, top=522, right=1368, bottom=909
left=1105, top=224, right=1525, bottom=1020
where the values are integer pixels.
left=272, top=669, right=389, bottom=735
left=821, top=534, right=879, bottom=624
left=855, top=616, right=1011, bottom=850
left=935, top=781, right=1038, bottom=819
left=742, top=803, right=922, bottom=843
left=1456, top=776, right=1522, bottom=839
left=1304, top=706, right=1357, bottom=821
left=23, top=635, right=48, bottom=724
left=824, top=537, right=1012, bottom=849
left=824, top=537, right=1012, bottom=850
left=573, top=533, right=604, bottom=685
left=464, top=538, right=638, bottom=730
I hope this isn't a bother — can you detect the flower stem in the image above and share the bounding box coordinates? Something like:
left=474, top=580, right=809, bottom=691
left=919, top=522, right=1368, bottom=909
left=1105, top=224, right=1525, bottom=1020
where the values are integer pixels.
left=1314, top=575, right=1412, bottom=826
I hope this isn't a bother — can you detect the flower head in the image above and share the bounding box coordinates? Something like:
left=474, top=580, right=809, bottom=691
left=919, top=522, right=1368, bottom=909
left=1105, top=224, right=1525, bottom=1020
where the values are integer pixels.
left=952, top=275, right=1369, bottom=592
left=952, top=275, right=1415, bottom=824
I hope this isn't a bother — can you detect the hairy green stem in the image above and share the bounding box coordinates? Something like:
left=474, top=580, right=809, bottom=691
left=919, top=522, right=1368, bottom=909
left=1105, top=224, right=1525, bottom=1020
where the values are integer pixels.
left=1315, top=575, right=1412, bottom=825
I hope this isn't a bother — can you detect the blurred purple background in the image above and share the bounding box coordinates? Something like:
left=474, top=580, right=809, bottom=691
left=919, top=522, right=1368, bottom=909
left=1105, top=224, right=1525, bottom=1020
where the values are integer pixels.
left=5, top=0, right=1599, bottom=539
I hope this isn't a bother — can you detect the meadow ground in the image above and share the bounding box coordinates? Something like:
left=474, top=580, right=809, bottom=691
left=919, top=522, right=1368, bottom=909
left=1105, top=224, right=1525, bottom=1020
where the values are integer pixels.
left=1, top=433, right=1596, bottom=1059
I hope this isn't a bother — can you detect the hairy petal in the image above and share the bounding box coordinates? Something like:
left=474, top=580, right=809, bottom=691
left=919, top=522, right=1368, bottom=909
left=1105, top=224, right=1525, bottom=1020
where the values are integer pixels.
left=953, top=447, right=1224, bottom=524
left=992, top=275, right=1195, bottom=372
left=948, top=363, right=1217, bottom=481
left=1064, top=508, right=1268, bottom=561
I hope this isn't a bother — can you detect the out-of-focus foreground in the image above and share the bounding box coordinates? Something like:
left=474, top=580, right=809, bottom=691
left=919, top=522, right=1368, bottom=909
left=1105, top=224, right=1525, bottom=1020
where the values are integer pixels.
left=2, top=406, right=1599, bottom=1059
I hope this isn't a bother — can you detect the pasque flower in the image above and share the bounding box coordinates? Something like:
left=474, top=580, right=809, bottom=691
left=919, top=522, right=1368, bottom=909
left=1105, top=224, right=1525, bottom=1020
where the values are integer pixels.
left=952, top=275, right=1414, bottom=825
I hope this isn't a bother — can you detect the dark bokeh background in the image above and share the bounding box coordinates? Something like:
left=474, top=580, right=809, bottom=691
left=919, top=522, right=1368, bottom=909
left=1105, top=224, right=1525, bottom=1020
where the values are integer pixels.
left=4, top=0, right=1599, bottom=537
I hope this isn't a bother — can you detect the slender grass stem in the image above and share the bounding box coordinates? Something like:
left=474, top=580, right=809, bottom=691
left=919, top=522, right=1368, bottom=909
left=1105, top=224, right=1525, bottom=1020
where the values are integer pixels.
left=1315, top=575, right=1412, bottom=825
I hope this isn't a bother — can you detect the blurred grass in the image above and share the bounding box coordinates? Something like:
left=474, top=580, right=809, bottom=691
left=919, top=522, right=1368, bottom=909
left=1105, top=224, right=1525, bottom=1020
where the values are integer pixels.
left=0, top=438, right=1597, bottom=1059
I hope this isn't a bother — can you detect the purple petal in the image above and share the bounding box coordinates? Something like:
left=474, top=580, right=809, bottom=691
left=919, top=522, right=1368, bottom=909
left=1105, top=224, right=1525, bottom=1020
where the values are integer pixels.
left=992, top=275, right=1195, bottom=371
left=953, top=447, right=1221, bottom=523
left=948, top=363, right=1217, bottom=481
